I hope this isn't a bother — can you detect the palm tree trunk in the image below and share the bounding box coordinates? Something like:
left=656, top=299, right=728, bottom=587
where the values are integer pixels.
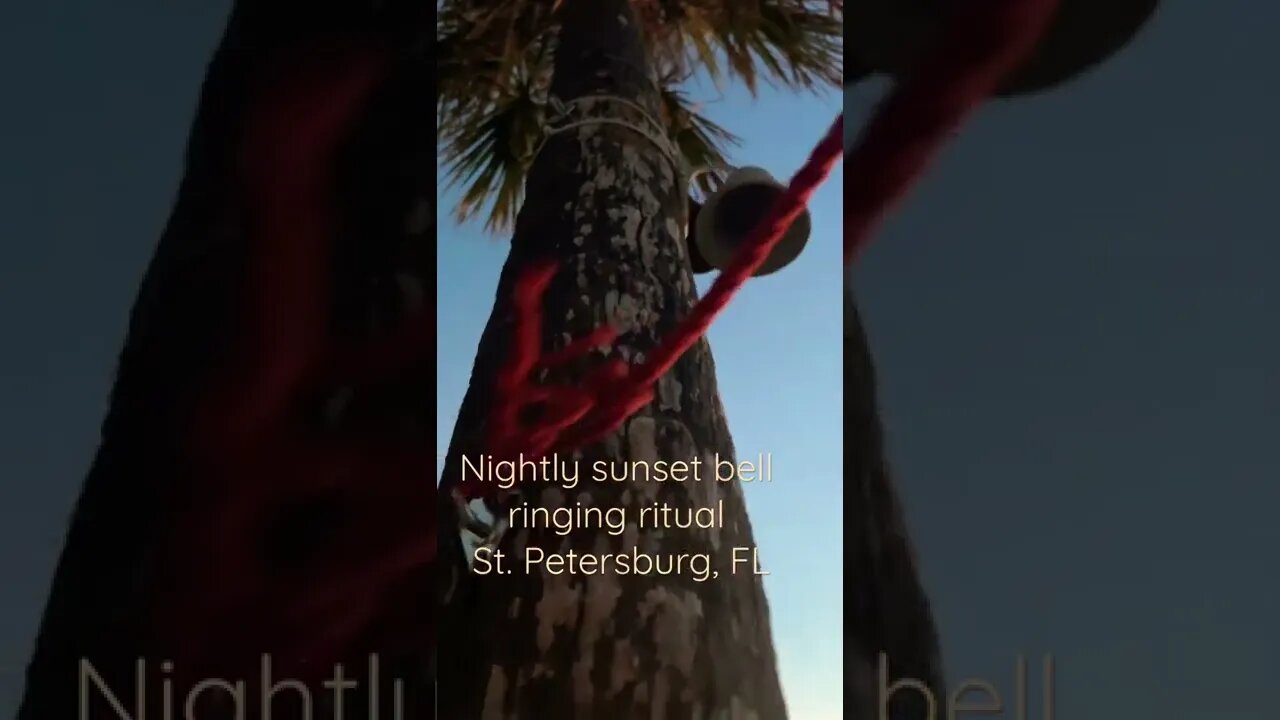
left=436, top=0, right=787, bottom=717
left=18, top=5, right=431, bottom=717
left=845, top=285, right=945, bottom=719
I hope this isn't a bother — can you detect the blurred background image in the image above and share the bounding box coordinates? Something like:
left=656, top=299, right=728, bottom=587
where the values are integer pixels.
left=849, top=1, right=1277, bottom=716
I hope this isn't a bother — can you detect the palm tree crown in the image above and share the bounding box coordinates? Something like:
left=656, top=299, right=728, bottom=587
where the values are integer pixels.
left=437, top=0, right=842, bottom=231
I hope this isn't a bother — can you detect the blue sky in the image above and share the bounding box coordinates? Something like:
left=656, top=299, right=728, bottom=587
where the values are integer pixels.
left=436, top=83, right=845, bottom=717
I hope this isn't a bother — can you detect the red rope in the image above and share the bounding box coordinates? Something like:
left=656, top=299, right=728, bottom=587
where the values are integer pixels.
left=467, top=0, right=1060, bottom=504
left=146, top=0, right=1059, bottom=698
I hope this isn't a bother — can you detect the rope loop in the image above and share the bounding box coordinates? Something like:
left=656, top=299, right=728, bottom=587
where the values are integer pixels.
left=529, top=94, right=683, bottom=174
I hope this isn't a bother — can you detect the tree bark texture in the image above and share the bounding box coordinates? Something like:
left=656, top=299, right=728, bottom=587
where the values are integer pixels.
left=19, top=3, right=431, bottom=717
left=436, top=0, right=787, bottom=717
left=845, top=283, right=945, bottom=720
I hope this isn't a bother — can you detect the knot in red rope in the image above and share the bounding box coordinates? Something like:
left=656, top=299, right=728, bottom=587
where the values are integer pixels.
left=462, top=263, right=651, bottom=501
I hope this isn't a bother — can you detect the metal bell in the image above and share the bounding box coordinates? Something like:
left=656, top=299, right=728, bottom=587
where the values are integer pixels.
left=684, top=167, right=812, bottom=277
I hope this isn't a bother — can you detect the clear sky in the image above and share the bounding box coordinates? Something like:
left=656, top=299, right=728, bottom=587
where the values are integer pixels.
left=436, top=82, right=846, bottom=716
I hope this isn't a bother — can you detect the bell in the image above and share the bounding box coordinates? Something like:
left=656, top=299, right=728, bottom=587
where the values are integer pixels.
left=846, top=0, right=1160, bottom=96
left=687, top=167, right=812, bottom=277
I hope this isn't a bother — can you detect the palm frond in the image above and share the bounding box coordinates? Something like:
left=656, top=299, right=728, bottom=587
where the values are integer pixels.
left=436, top=0, right=841, bottom=232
